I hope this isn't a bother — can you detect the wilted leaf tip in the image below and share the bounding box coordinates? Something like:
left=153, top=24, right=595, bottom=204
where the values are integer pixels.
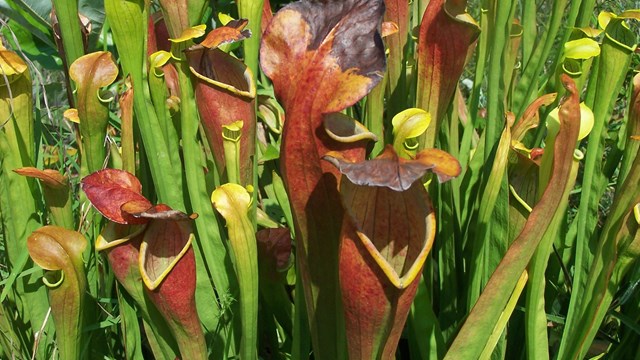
left=287, top=0, right=385, bottom=76
left=323, top=145, right=460, bottom=191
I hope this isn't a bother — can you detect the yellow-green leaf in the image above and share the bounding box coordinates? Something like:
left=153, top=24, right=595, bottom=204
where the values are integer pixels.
left=169, top=24, right=206, bottom=43
left=564, top=38, right=601, bottom=59
left=547, top=102, right=594, bottom=140
left=211, top=183, right=258, bottom=360
left=391, top=108, right=431, bottom=156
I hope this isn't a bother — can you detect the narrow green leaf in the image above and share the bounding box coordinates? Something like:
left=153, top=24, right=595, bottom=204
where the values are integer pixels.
left=104, top=0, right=185, bottom=208
left=0, top=46, right=51, bottom=358
left=51, top=0, right=85, bottom=68
left=115, top=286, right=144, bottom=360
left=237, top=0, right=264, bottom=79
left=480, top=271, right=528, bottom=360
left=468, top=124, right=511, bottom=307
left=445, top=75, right=581, bottom=360
left=560, top=20, right=636, bottom=354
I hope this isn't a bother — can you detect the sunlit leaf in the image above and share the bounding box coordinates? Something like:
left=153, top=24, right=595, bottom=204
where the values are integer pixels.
left=261, top=0, right=273, bottom=34
left=139, top=205, right=194, bottom=291
left=598, top=11, right=616, bottom=30
left=416, top=0, right=479, bottom=148
left=574, top=26, right=604, bottom=38
left=381, top=21, right=399, bottom=37
left=384, top=0, right=410, bottom=98
left=391, top=108, right=431, bottom=156
left=98, top=222, right=180, bottom=359
left=149, top=50, right=171, bottom=69
left=188, top=47, right=256, bottom=186
left=564, top=38, right=601, bottom=59
left=512, top=93, right=557, bottom=141
left=13, top=167, right=66, bottom=189
left=445, top=75, right=581, bottom=360
left=197, top=19, right=251, bottom=49
left=168, top=24, right=206, bottom=43
left=81, top=169, right=152, bottom=224
left=0, top=47, right=28, bottom=81
left=14, top=167, right=73, bottom=228
left=212, top=183, right=259, bottom=359
left=63, top=108, right=79, bottom=123
left=324, top=145, right=447, bottom=358
left=157, top=0, right=208, bottom=39
left=261, top=1, right=385, bottom=354
left=69, top=51, right=118, bottom=173
left=96, top=223, right=146, bottom=251
left=547, top=102, right=594, bottom=140
left=27, top=226, right=88, bottom=360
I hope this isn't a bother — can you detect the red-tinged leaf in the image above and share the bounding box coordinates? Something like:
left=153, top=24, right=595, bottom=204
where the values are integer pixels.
left=384, top=0, right=409, bottom=94
left=148, top=14, right=171, bottom=55
left=414, top=147, right=464, bottom=183
left=324, top=147, right=440, bottom=358
left=323, top=112, right=378, bottom=143
left=512, top=93, right=558, bottom=141
left=140, top=212, right=206, bottom=359
left=261, top=0, right=385, bottom=113
left=139, top=205, right=194, bottom=291
left=28, top=226, right=87, bottom=275
left=381, top=21, right=399, bottom=37
left=145, top=245, right=205, bottom=359
left=620, top=73, right=640, bottom=182
left=256, top=228, right=293, bottom=281
left=338, top=206, right=429, bottom=359
left=15, top=167, right=73, bottom=228
left=156, top=0, right=207, bottom=39
left=198, top=19, right=251, bottom=49
left=81, top=169, right=152, bottom=224
left=416, top=0, right=479, bottom=148
left=119, top=83, right=135, bottom=173
left=261, top=0, right=273, bottom=35
left=558, top=72, right=640, bottom=359
left=445, top=74, right=581, bottom=360
left=340, top=180, right=437, bottom=289
left=99, top=223, right=145, bottom=282
left=14, top=167, right=67, bottom=189
left=261, top=1, right=385, bottom=356
left=98, top=223, right=180, bottom=359
left=188, top=47, right=256, bottom=186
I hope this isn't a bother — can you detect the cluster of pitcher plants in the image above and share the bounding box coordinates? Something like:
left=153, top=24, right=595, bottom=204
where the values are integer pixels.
left=1, top=0, right=640, bottom=358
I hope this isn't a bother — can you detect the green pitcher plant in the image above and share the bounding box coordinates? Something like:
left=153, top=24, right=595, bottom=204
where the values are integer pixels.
left=27, top=226, right=88, bottom=360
